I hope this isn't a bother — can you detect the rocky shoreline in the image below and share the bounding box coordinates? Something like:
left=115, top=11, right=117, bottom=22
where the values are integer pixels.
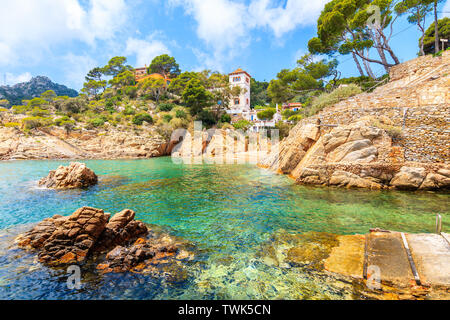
left=259, top=52, right=449, bottom=192
left=0, top=125, right=176, bottom=161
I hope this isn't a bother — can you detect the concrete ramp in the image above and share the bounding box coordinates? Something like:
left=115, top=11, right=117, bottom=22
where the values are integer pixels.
left=407, top=234, right=450, bottom=287
left=324, top=231, right=450, bottom=292
left=367, top=232, right=415, bottom=287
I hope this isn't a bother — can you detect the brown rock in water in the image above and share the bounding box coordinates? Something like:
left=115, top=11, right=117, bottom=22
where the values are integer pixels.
left=38, top=162, right=98, bottom=189
left=93, top=209, right=148, bottom=252
left=17, top=207, right=109, bottom=266
left=97, top=234, right=194, bottom=280
left=16, top=206, right=193, bottom=278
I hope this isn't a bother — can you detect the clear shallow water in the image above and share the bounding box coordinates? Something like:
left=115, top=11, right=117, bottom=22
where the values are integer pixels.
left=0, top=158, right=448, bottom=299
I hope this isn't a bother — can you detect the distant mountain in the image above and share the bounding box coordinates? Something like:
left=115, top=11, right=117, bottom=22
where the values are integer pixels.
left=0, top=76, right=78, bottom=107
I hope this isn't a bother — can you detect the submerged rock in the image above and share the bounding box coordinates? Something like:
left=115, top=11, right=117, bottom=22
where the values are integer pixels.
left=97, top=231, right=195, bottom=281
left=38, top=162, right=98, bottom=189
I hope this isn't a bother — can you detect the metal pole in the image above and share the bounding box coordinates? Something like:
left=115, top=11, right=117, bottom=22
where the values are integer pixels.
left=436, top=213, right=442, bottom=235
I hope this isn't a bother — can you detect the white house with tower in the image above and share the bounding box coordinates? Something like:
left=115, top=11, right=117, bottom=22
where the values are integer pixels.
left=227, top=68, right=252, bottom=117
left=227, top=68, right=279, bottom=132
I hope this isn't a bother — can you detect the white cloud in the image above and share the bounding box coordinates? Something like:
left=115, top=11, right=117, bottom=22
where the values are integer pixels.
left=169, top=0, right=330, bottom=70
left=169, top=0, right=249, bottom=71
left=248, top=0, right=329, bottom=37
left=0, top=0, right=128, bottom=66
left=442, top=0, right=450, bottom=18
left=61, top=54, right=98, bottom=90
left=125, top=37, right=171, bottom=67
left=3, top=72, right=33, bottom=86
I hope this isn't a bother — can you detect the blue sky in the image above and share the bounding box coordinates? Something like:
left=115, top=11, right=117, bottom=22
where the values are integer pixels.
left=1, top=0, right=449, bottom=90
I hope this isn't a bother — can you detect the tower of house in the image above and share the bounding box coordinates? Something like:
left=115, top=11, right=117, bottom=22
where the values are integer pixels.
left=229, top=68, right=251, bottom=113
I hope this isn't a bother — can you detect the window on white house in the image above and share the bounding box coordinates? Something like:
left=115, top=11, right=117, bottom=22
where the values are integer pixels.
left=234, top=99, right=240, bottom=105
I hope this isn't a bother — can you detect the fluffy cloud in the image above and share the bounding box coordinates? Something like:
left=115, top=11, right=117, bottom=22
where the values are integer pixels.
left=61, top=54, right=98, bottom=90
left=169, top=0, right=329, bottom=70
left=0, top=0, right=128, bottom=66
left=443, top=0, right=450, bottom=18
left=125, top=37, right=171, bottom=67
left=248, top=0, right=329, bottom=37
left=3, top=72, right=33, bottom=86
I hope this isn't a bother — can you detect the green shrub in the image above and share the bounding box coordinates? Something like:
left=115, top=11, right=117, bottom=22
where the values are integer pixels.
left=175, top=108, right=187, bottom=119
left=282, top=109, right=299, bottom=119
left=158, top=103, right=176, bottom=112
left=197, top=110, right=217, bottom=127
left=21, top=116, right=52, bottom=130
left=132, top=113, right=153, bottom=125
left=3, top=122, right=20, bottom=128
left=220, top=113, right=231, bottom=123
left=54, top=116, right=75, bottom=127
left=122, top=106, right=136, bottom=116
left=12, top=105, right=30, bottom=114
left=124, top=86, right=138, bottom=98
left=162, top=113, right=173, bottom=123
left=169, top=117, right=189, bottom=129
left=308, top=84, right=362, bottom=116
left=89, top=117, right=105, bottom=127
left=30, top=107, right=50, bottom=117
left=29, top=97, right=48, bottom=108
left=288, top=115, right=303, bottom=123
left=257, top=108, right=276, bottom=120
left=233, top=119, right=252, bottom=131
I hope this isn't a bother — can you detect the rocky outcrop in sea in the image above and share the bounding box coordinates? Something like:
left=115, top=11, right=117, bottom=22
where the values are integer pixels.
left=39, top=162, right=98, bottom=189
left=15, top=207, right=195, bottom=279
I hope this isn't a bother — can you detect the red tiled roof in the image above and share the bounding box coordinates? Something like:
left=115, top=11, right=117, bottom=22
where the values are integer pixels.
left=229, top=68, right=251, bottom=78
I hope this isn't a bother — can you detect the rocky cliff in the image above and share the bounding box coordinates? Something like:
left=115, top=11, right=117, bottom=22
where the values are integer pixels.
left=0, top=125, right=173, bottom=160
left=259, top=51, right=450, bottom=191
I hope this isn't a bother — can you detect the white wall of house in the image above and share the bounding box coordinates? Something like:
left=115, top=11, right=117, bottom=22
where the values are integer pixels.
left=228, top=71, right=251, bottom=114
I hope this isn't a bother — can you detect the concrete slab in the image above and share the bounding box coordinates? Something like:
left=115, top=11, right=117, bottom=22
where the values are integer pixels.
left=367, top=232, right=414, bottom=287
left=407, top=233, right=450, bottom=286
left=324, top=234, right=365, bottom=279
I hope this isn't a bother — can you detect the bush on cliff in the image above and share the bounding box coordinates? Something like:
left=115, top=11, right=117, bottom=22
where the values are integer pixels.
left=21, top=116, right=53, bottom=130
left=3, top=122, right=20, bottom=128
left=89, top=117, right=106, bottom=127
left=308, top=84, right=362, bottom=116
left=54, top=116, right=75, bottom=127
left=12, top=105, right=31, bottom=114
left=233, top=119, right=252, bottom=131
left=132, top=113, right=153, bottom=125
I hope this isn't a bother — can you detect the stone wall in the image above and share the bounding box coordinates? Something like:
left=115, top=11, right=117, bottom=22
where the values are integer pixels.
left=389, top=50, right=450, bottom=81
left=295, top=55, right=450, bottom=164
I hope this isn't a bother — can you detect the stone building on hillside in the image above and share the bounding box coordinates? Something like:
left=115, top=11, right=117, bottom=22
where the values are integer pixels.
left=133, top=66, right=171, bottom=86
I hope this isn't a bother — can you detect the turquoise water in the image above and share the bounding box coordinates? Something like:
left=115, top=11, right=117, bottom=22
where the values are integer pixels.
left=0, top=158, right=448, bottom=299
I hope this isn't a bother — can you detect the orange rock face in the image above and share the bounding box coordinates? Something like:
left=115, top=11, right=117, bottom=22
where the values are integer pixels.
left=16, top=207, right=150, bottom=267
left=38, top=162, right=98, bottom=189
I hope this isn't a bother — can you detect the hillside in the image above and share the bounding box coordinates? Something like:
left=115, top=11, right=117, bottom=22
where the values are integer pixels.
left=0, top=76, right=78, bottom=106
left=260, top=51, right=450, bottom=191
